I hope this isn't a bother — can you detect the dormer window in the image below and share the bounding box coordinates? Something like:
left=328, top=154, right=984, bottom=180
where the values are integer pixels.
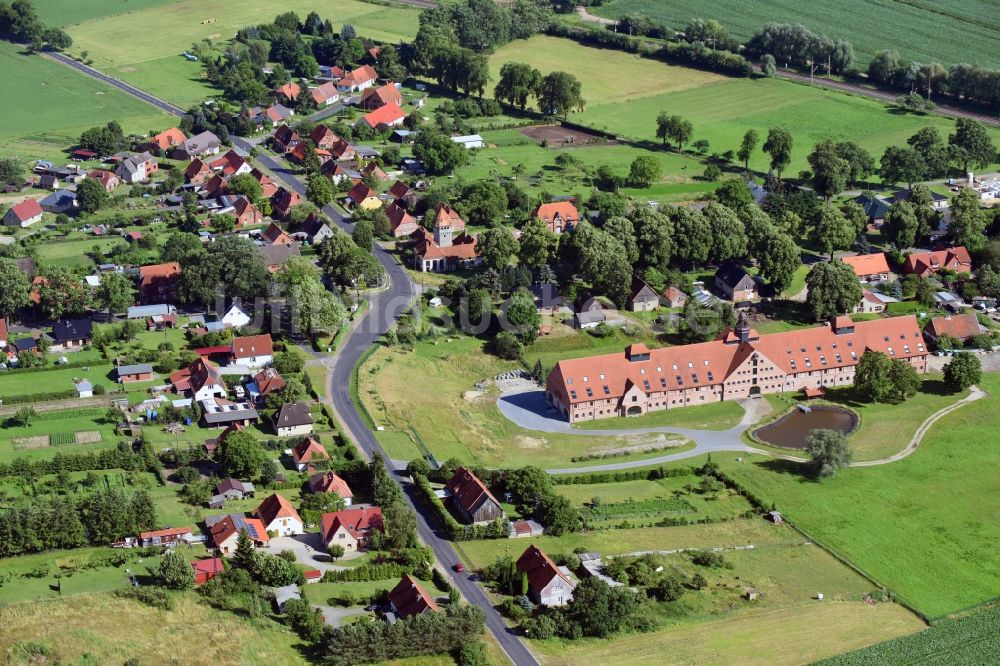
left=640, top=368, right=646, bottom=375
left=569, top=390, right=577, bottom=399
left=566, top=378, right=573, bottom=385
left=585, top=387, right=593, bottom=397
left=582, top=376, right=589, bottom=382
left=599, top=373, right=606, bottom=380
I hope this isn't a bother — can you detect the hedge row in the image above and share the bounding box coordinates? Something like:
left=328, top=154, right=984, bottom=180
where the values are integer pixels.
left=1, top=389, right=79, bottom=405
left=553, top=465, right=697, bottom=485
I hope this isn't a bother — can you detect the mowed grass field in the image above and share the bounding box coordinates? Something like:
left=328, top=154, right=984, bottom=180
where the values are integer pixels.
left=718, top=373, right=1000, bottom=619
left=589, top=0, right=1000, bottom=69
left=34, top=0, right=175, bottom=27
left=64, top=0, right=422, bottom=107
left=360, top=335, right=697, bottom=468
left=488, top=36, right=1000, bottom=174
left=0, top=593, right=306, bottom=665
left=0, top=42, right=169, bottom=162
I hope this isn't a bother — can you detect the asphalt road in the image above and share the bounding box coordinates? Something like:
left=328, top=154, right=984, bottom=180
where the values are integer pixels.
left=44, top=50, right=538, bottom=666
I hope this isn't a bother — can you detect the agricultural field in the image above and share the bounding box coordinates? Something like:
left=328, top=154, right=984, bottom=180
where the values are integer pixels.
left=717, top=373, right=1000, bottom=619
left=816, top=604, right=1000, bottom=666
left=359, top=334, right=702, bottom=468
left=34, top=0, right=176, bottom=27
left=0, top=408, right=122, bottom=463
left=587, top=0, right=1000, bottom=69
left=0, top=592, right=305, bottom=665
left=0, top=41, right=170, bottom=163
left=62, top=0, right=423, bottom=107
left=488, top=36, right=1000, bottom=175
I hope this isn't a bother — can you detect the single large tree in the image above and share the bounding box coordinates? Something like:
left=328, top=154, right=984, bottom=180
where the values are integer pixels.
left=949, top=187, right=986, bottom=252
left=503, top=288, right=541, bottom=345
left=757, top=228, right=799, bottom=294
left=94, top=271, right=135, bottom=320
left=809, top=205, right=855, bottom=259
left=656, top=113, right=693, bottom=151
left=948, top=118, right=996, bottom=173
left=537, top=71, right=584, bottom=118
left=476, top=226, right=518, bottom=271
left=218, top=430, right=269, bottom=480
left=37, top=268, right=89, bottom=320
left=517, top=218, right=558, bottom=269
left=807, top=139, right=850, bottom=201
left=737, top=129, right=759, bottom=171
left=159, top=549, right=195, bottom=589
left=880, top=146, right=925, bottom=188
left=806, top=429, right=852, bottom=479
left=575, top=223, right=631, bottom=305
left=882, top=200, right=919, bottom=249
left=763, top=127, right=793, bottom=179
left=834, top=141, right=875, bottom=187
left=0, top=258, right=31, bottom=318
left=75, top=177, right=108, bottom=214
left=943, top=352, right=982, bottom=392
left=494, top=62, right=542, bottom=110
left=703, top=202, right=747, bottom=263
left=805, top=261, right=862, bottom=321
left=461, top=180, right=507, bottom=228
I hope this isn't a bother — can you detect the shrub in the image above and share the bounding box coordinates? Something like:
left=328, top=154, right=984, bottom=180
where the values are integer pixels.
left=691, top=550, right=727, bottom=568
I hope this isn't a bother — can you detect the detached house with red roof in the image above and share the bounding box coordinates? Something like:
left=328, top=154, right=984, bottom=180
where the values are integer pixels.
left=115, top=152, right=158, bottom=184
left=3, top=198, right=43, bottom=228
left=321, top=507, right=383, bottom=552
left=87, top=169, right=121, bottom=192
left=272, top=126, right=301, bottom=154
left=360, top=83, right=402, bottom=110
left=346, top=182, right=381, bottom=210
left=292, top=437, right=329, bottom=471
left=359, top=103, right=406, bottom=130
left=232, top=196, right=262, bottom=227
left=170, top=357, right=227, bottom=402
left=311, top=124, right=339, bottom=150
left=309, top=81, right=340, bottom=107
left=385, top=202, right=419, bottom=238
left=255, top=493, right=304, bottom=536
left=389, top=575, right=440, bottom=619
left=516, top=544, right=576, bottom=607
left=138, top=262, right=181, bottom=303
left=261, top=222, right=293, bottom=246
left=533, top=201, right=579, bottom=234
left=140, top=527, right=193, bottom=547
left=446, top=467, right=505, bottom=525
left=923, top=313, right=985, bottom=345
left=211, top=150, right=251, bottom=177
left=337, top=65, right=377, bottom=92
left=546, top=312, right=929, bottom=424
left=192, top=557, right=225, bottom=585
left=147, top=127, right=187, bottom=153
left=231, top=334, right=273, bottom=368
left=308, top=471, right=353, bottom=504
left=904, top=247, right=972, bottom=277
left=271, top=187, right=301, bottom=219
left=841, top=253, right=891, bottom=282
left=210, top=514, right=269, bottom=556
left=184, top=158, right=213, bottom=185
left=274, top=81, right=301, bottom=104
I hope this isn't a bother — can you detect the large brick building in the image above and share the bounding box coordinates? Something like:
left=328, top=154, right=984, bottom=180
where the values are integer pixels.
left=546, top=313, right=928, bottom=423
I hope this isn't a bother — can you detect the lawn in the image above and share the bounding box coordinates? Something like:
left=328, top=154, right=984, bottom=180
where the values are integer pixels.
left=758, top=376, right=968, bottom=461
left=0, top=591, right=306, bottom=665
left=64, top=0, right=422, bottom=107
left=572, top=399, right=743, bottom=431
left=532, top=602, right=923, bottom=666
left=34, top=0, right=177, bottom=27
left=360, top=335, right=699, bottom=468
left=0, top=364, right=117, bottom=399
left=465, top=135, right=722, bottom=205
left=0, top=41, right=169, bottom=162
left=523, top=322, right=660, bottom=372
left=488, top=36, right=1000, bottom=175
left=587, top=0, right=1000, bottom=69
left=716, top=374, right=1000, bottom=619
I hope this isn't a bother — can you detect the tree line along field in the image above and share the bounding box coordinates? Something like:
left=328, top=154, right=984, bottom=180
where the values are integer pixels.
left=588, top=0, right=1000, bottom=69
left=0, top=41, right=169, bottom=163
left=487, top=36, right=1000, bottom=176
left=60, top=0, right=422, bottom=107
left=716, top=372, right=1000, bottom=620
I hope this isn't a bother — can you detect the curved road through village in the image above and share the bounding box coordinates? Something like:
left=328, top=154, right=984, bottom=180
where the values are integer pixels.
left=44, top=51, right=538, bottom=666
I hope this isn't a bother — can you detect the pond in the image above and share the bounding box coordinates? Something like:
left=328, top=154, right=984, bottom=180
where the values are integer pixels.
left=753, top=405, right=857, bottom=449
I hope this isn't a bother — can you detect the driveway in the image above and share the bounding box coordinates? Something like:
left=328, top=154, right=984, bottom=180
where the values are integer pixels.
left=269, top=533, right=362, bottom=572
left=497, top=389, right=761, bottom=474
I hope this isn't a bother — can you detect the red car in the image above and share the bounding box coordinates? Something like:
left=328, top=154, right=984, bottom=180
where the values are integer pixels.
left=452, top=562, right=464, bottom=573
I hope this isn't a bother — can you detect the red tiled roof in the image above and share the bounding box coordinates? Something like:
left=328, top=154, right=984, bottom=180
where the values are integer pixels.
left=389, top=574, right=440, bottom=618
left=275, top=82, right=301, bottom=101
left=926, top=313, right=983, bottom=340
left=184, top=159, right=211, bottom=180
left=533, top=201, right=578, bottom=226
left=311, top=124, right=338, bottom=147
left=342, top=65, right=377, bottom=87
left=261, top=222, right=292, bottom=245
left=138, top=262, right=181, bottom=290
left=150, top=127, right=187, bottom=150
left=191, top=557, right=225, bottom=577
left=385, top=202, right=418, bottom=237
left=231, top=334, right=273, bottom=359
left=347, top=182, right=378, bottom=205
left=321, top=506, right=383, bottom=542
left=140, top=526, right=192, bottom=540
left=292, top=437, right=329, bottom=465
left=432, top=203, right=465, bottom=231
left=361, top=103, right=405, bottom=129
left=548, top=316, right=928, bottom=406
left=0, top=318, right=7, bottom=344
left=361, top=83, right=402, bottom=109
left=87, top=169, right=119, bottom=188
left=841, top=253, right=890, bottom=277
left=255, top=493, right=302, bottom=527
left=310, top=81, right=339, bottom=105
left=388, top=180, right=411, bottom=200
left=7, top=198, right=43, bottom=223
left=254, top=367, right=286, bottom=396
left=210, top=150, right=247, bottom=176
left=209, top=515, right=269, bottom=545
left=516, top=544, right=572, bottom=596
left=904, top=247, right=972, bottom=276
left=308, top=471, right=354, bottom=497
left=446, top=467, right=501, bottom=518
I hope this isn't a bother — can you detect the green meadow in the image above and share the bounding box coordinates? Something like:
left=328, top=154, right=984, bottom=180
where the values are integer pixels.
left=0, top=41, right=170, bottom=163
